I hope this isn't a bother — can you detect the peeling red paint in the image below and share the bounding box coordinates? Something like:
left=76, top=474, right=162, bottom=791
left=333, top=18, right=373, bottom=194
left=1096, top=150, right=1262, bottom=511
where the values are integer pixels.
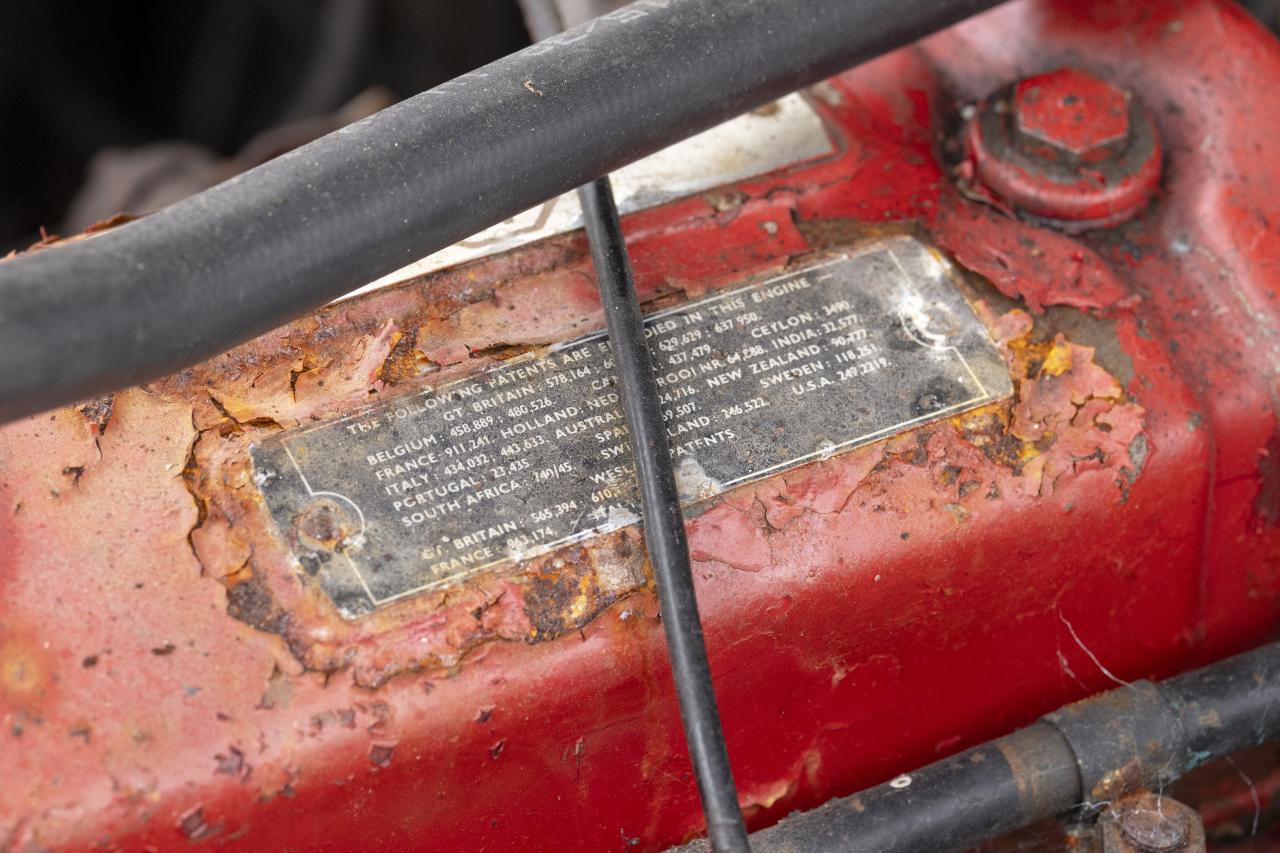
left=2, top=1, right=1279, bottom=850
left=933, top=200, right=1133, bottom=314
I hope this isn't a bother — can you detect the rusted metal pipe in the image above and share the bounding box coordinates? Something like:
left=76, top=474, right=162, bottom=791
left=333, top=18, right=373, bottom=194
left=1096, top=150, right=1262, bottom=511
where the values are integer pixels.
left=673, top=642, right=1280, bottom=852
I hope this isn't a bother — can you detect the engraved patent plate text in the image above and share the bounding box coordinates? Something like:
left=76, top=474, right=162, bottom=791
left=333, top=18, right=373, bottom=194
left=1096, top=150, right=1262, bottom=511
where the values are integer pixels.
left=252, top=237, right=1013, bottom=617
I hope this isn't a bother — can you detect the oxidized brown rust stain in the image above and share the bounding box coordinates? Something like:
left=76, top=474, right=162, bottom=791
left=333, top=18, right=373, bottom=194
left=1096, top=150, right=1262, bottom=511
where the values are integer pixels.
left=682, top=301, right=1144, bottom=592
left=0, top=123, right=1157, bottom=853
left=162, top=220, right=1143, bottom=690
left=524, top=536, right=647, bottom=640
left=1254, top=432, right=1280, bottom=528
left=2, top=203, right=1146, bottom=699
left=0, top=633, right=54, bottom=710
left=143, top=205, right=809, bottom=687
left=153, top=233, right=665, bottom=688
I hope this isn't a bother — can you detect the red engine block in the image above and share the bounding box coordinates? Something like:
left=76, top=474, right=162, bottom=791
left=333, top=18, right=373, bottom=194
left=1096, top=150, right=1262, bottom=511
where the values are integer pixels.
left=3, top=1, right=1280, bottom=850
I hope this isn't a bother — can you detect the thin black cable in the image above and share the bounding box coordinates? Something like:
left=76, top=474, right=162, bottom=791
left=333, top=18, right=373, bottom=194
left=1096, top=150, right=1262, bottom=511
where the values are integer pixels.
left=518, top=3, right=750, bottom=848
left=579, top=178, right=750, bottom=853
left=0, top=0, right=1007, bottom=425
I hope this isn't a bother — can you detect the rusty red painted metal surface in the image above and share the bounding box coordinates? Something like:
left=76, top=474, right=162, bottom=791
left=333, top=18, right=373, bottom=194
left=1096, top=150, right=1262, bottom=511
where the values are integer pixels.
left=3, top=1, right=1280, bottom=850
left=963, top=66, right=1164, bottom=229
left=1015, top=69, right=1131, bottom=164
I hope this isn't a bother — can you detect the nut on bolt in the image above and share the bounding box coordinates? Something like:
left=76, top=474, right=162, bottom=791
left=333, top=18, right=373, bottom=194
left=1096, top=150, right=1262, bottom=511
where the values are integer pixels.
left=1099, top=792, right=1206, bottom=853
left=964, top=67, right=1162, bottom=231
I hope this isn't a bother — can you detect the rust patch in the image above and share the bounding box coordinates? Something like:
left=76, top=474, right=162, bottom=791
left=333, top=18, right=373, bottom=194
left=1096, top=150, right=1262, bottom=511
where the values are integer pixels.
left=181, top=356, right=650, bottom=686
left=687, top=296, right=1145, bottom=571
left=523, top=534, right=648, bottom=640
left=0, top=637, right=52, bottom=704
left=933, top=200, right=1133, bottom=314
left=126, top=206, right=1140, bottom=690
left=964, top=302, right=1145, bottom=499
left=1092, top=758, right=1146, bottom=804
left=791, top=217, right=915, bottom=256
left=379, top=327, right=434, bottom=384
left=152, top=236, right=680, bottom=686
left=1254, top=431, right=1280, bottom=528
left=292, top=499, right=358, bottom=553
left=75, top=394, right=115, bottom=436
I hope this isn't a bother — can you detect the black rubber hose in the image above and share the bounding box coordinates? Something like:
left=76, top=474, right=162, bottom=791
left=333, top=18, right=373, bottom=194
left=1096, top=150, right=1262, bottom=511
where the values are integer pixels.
left=0, top=0, right=1007, bottom=425
left=671, top=641, right=1280, bottom=852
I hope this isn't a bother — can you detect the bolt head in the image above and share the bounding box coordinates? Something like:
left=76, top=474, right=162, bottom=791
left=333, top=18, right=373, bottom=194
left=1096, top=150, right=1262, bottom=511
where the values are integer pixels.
left=294, top=497, right=356, bottom=552
left=1117, top=801, right=1192, bottom=852
left=1013, top=68, right=1131, bottom=164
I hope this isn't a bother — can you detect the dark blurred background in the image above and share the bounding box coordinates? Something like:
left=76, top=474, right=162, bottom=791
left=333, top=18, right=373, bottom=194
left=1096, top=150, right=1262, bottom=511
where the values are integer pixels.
left=0, top=0, right=529, bottom=251
left=0, top=0, right=1276, bottom=253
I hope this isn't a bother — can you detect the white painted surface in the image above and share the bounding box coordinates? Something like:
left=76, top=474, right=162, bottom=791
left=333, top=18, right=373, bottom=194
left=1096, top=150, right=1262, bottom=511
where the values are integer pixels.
left=340, top=93, right=832, bottom=300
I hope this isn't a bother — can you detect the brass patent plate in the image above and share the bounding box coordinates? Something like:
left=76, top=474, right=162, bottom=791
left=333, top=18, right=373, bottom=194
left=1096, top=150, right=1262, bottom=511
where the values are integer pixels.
left=252, top=237, right=1012, bottom=618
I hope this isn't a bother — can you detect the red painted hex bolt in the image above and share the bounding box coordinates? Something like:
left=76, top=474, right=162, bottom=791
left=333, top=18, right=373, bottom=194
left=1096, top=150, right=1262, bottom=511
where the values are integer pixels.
left=1013, top=69, right=1131, bottom=165
left=964, top=67, right=1162, bottom=230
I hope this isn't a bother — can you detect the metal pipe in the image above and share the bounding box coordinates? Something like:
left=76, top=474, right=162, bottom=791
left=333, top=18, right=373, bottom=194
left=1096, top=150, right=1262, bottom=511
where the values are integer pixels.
left=672, top=642, right=1280, bottom=852
left=0, top=0, right=1007, bottom=424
